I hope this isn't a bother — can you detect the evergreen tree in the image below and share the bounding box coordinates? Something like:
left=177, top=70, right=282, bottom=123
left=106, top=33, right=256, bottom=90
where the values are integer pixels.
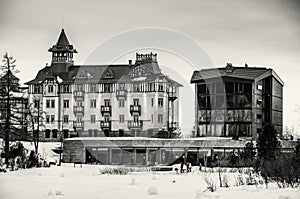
left=0, top=52, right=20, bottom=165
left=256, top=123, right=281, bottom=162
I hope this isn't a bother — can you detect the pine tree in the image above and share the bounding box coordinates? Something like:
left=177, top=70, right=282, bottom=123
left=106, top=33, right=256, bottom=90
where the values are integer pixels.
left=0, top=52, right=21, bottom=165
left=256, top=123, right=281, bottom=162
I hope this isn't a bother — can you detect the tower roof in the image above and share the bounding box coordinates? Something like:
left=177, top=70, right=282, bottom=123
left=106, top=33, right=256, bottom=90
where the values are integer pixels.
left=48, top=29, right=77, bottom=53
left=56, top=29, right=70, bottom=46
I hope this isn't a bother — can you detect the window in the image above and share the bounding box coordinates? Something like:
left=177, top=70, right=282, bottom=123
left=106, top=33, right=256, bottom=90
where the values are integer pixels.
left=119, top=99, right=125, bottom=108
left=151, top=114, right=153, bottom=123
left=45, top=129, right=51, bottom=138
left=63, top=115, right=69, bottom=123
left=34, top=85, right=40, bottom=93
left=63, top=100, right=69, bottom=108
left=158, top=84, right=164, bottom=92
left=158, top=114, right=163, bottom=123
left=119, top=115, right=125, bottom=123
left=46, top=100, right=50, bottom=108
left=34, top=100, right=40, bottom=108
left=104, top=99, right=110, bottom=107
left=91, top=115, right=96, bottom=123
left=34, top=116, right=38, bottom=124
left=151, top=98, right=154, bottom=107
left=48, top=85, right=53, bottom=93
left=119, top=83, right=125, bottom=90
left=51, top=100, right=55, bottom=108
left=63, top=130, right=69, bottom=138
left=158, top=98, right=163, bottom=107
left=63, top=85, right=70, bottom=93
left=52, top=130, right=57, bottom=138
left=90, top=99, right=96, bottom=108
left=133, top=99, right=139, bottom=106
left=46, top=115, right=50, bottom=123
left=90, top=84, right=96, bottom=92
left=50, top=115, right=55, bottom=123
left=257, top=84, right=263, bottom=90
left=104, top=84, right=111, bottom=92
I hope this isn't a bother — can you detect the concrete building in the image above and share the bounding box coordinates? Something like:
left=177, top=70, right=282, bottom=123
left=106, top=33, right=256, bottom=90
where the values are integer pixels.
left=26, top=29, right=182, bottom=141
left=190, top=63, right=284, bottom=138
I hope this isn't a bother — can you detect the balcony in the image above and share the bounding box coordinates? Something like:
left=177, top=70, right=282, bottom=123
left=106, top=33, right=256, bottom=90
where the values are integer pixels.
left=167, top=121, right=177, bottom=131
left=128, top=121, right=143, bottom=129
left=130, top=105, right=141, bottom=116
left=168, top=92, right=177, bottom=101
left=73, top=91, right=85, bottom=100
left=100, top=121, right=111, bottom=131
left=116, top=90, right=128, bottom=100
left=73, top=121, right=84, bottom=130
left=101, top=105, right=111, bottom=116
left=73, top=106, right=84, bottom=115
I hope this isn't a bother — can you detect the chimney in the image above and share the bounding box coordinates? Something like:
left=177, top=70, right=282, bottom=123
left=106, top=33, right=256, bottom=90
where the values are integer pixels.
left=128, top=60, right=132, bottom=67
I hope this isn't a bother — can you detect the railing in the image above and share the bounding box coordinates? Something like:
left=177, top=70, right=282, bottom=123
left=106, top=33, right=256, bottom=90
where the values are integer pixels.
left=168, top=91, right=177, bottom=101
left=73, top=91, right=85, bottom=99
left=73, top=121, right=84, bottom=129
left=100, top=121, right=111, bottom=130
left=130, top=105, right=141, bottom=116
left=116, top=90, right=128, bottom=99
left=73, top=106, right=84, bottom=115
left=101, top=105, right=111, bottom=116
left=128, top=121, right=143, bottom=129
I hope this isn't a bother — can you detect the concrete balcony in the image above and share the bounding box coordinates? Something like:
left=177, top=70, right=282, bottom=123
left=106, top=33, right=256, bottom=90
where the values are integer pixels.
left=100, top=121, right=111, bottom=131
left=130, top=105, right=141, bottom=116
left=73, top=91, right=85, bottom=100
left=73, top=121, right=84, bottom=130
left=101, top=105, right=111, bottom=116
left=116, top=90, right=128, bottom=100
left=128, top=121, right=143, bottom=129
left=73, top=106, right=84, bottom=115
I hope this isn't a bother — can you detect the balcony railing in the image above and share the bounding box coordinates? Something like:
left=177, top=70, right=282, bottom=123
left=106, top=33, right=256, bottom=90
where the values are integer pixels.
left=73, top=91, right=85, bottom=99
left=128, top=121, right=143, bottom=129
left=168, top=91, right=177, bottom=101
left=73, top=121, right=84, bottom=130
left=100, top=121, right=111, bottom=130
left=130, top=105, right=141, bottom=116
left=101, top=105, right=111, bottom=116
left=73, top=106, right=84, bottom=115
left=116, top=90, right=128, bottom=99
left=167, top=121, right=177, bottom=131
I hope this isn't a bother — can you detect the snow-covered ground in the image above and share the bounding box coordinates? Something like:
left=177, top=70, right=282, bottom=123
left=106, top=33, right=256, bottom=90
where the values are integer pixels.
left=0, top=164, right=299, bottom=199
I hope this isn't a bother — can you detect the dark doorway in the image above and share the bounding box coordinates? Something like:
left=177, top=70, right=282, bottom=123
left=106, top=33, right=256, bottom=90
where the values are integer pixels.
left=119, top=129, right=124, bottom=137
left=104, top=129, right=110, bottom=137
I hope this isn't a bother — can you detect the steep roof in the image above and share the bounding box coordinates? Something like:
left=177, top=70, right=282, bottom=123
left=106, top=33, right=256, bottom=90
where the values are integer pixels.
left=48, top=29, right=77, bottom=53
left=56, top=29, right=70, bottom=46
left=25, top=63, right=182, bottom=85
left=190, top=65, right=283, bottom=85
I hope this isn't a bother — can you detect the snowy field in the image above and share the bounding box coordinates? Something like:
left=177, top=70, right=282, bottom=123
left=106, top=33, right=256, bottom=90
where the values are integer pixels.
left=0, top=164, right=299, bottom=199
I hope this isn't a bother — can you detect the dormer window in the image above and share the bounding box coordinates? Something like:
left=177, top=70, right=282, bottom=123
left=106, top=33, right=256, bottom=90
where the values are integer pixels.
left=225, top=63, right=234, bottom=73
left=104, top=70, right=114, bottom=79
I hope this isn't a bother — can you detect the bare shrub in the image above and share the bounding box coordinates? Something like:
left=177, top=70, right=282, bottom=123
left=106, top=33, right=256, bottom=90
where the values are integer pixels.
left=204, top=174, right=217, bottom=192
left=147, top=186, right=158, bottom=195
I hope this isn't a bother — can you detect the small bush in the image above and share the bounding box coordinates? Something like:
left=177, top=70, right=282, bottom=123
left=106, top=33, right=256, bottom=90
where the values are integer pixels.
left=195, top=189, right=203, bottom=198
left=55, top=190, right=64, bottom=196
left=147, top=186, right=158, bottom=195
left=129, top=178, right=137, bottom=185
left=48, top=190, right=53, bottom=196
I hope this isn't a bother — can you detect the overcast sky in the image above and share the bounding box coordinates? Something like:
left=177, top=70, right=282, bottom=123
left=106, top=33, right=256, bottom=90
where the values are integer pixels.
left=0, top=0, right=300, bottom=134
